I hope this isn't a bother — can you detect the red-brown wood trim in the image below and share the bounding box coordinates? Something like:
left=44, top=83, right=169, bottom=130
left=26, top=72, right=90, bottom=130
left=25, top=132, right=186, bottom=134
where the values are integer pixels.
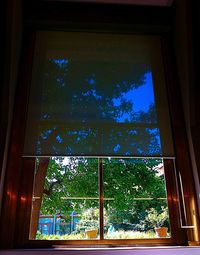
left=20, top=238, right=177, bottom=249
left=14, top=158, right=36, bottom=247
left=161, top=36, right=200, bottom=243
left=99, top=158, right=104, bottom=240
left=163, top=159, right=187, bottom=244
left=0, top=31, right=36, bottom=249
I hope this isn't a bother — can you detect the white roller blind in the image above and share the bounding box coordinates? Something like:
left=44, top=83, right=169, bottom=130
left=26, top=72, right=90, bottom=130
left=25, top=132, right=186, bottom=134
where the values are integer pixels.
left=23, top=31, right=174, bottom=157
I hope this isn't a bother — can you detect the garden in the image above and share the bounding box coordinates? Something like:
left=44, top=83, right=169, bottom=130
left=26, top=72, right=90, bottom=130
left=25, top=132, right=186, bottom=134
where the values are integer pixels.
left=30, top=157, right=170, bottom=240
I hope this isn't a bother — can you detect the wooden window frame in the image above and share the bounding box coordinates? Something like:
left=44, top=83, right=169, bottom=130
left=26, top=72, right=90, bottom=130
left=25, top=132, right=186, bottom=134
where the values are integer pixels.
left=14, top=156, right=184, bottom=248
left=0, top=1, right=199, bottom=249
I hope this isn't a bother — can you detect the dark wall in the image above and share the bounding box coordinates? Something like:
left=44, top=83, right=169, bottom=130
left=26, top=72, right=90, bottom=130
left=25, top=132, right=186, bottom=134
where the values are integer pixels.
left=0, top=0, right=22, bottom=211
left=0, top=0, right=8, bottom=179
left=190, top=0, right=200, bottom=181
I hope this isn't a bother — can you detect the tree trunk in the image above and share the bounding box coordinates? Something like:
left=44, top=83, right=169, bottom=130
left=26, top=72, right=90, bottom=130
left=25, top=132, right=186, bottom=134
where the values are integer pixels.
left=29, top=158, right=49, bottom=239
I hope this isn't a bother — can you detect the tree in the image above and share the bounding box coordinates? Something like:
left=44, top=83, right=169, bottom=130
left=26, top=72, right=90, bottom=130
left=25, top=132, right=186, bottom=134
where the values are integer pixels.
left=41, top=157, right=99, bottom=216
left=33, top=58, right=161, bottom=157
left=103, top=158, right=167, bottom=230
left=37, top=157, right=168, bottom=233
left=29, top=158, right=49, bottom=239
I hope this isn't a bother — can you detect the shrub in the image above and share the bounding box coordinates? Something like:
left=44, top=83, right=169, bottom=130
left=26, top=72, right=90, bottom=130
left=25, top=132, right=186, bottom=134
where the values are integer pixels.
left=145, top=207, right=168, bottom=228
left=75, top=208, right=99, bottom=233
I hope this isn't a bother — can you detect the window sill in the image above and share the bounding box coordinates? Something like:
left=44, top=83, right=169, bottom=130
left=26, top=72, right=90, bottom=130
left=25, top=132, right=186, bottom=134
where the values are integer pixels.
left=1, top=247, right=200, bottom=255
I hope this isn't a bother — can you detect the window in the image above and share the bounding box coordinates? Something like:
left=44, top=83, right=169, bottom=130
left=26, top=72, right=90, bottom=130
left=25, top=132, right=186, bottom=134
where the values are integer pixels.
left=30, top=157, right=171, bottom=241
left=1, top=7, right=198, bottom=247
left=21, top=31, right=181, bottom=244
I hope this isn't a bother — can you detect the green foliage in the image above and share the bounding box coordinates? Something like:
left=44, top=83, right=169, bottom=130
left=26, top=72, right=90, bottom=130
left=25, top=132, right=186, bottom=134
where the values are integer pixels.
left=39, top=157, right=169, bottom=233
left=36, top=230, right=156, bottom=240
left=75, top=208, right=99, bottom=232
left=41, top=157, right=99, bottom=215
left=36, top=231, right=85, bottom=240
left=75, top=208, right=110, bottom=233
left=145, top=206, right=168, bottom=228
left=105, top=230, right=156, bottom=239
left=103, top=158, right=167, bottom=227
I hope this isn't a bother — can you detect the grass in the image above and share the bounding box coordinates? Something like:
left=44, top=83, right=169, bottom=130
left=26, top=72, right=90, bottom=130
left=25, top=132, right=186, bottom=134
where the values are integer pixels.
left=36, top=231, right=85, bottom=240
left=105, top=230, right=156, bottom=239
left=36, top=230, right=157, bottom=240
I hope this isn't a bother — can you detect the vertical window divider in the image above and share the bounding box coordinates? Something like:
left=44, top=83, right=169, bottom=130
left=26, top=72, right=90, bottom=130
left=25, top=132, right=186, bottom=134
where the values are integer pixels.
left=99, top=157, right=104, bottom=240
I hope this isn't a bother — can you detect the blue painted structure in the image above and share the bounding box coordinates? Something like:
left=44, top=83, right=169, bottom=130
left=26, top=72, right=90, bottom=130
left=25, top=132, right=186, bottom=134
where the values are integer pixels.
left=38, top=213, right=79, bottom=235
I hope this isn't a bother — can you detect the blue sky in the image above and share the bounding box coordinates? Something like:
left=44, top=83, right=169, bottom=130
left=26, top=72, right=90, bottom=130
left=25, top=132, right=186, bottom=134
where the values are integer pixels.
left=112, top=72, right=155, bottom=122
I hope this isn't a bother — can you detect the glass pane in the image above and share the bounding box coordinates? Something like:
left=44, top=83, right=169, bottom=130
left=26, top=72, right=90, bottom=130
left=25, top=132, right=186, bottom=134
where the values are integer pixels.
left=29, top=156, right=171, bottom=240
left=103, top=158, right=171, bottom=239
left=29, top=157, right=99, bottom=240
left=35, top=126, right=161, bottom=156
left=24, top=32, right=174, bottom=157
